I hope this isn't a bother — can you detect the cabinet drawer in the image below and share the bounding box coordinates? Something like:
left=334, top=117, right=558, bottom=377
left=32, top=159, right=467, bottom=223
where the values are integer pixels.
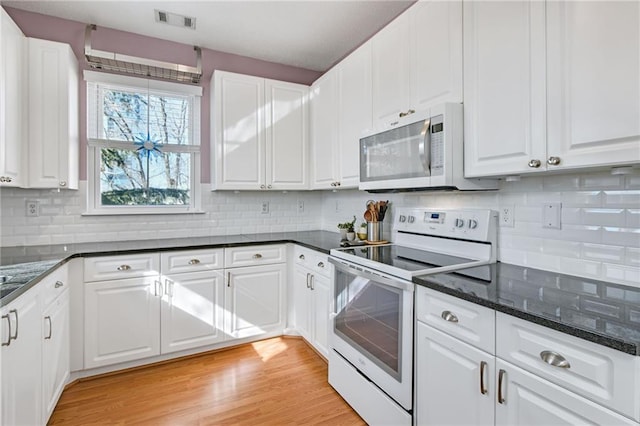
left=41, top=264, right=69, bottom=307
left=415, top=286, right=495, bottom=354
left=497, top=312, right=640, bottom=421
left=84, top=253, right=160, bottom=282
left=225, top=245, right=286, bottom=268
left=161, top=249, right=223, bottom=274
left=294, top=246, right=331, bottom=278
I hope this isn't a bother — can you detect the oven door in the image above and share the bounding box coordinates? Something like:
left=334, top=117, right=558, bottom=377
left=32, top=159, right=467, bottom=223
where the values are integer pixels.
left=329, top=259, right=414, bottom=410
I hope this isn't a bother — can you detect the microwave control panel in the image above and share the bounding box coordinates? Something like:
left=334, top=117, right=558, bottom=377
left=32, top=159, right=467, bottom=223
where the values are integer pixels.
left=430, top=114, right=444, bottom=177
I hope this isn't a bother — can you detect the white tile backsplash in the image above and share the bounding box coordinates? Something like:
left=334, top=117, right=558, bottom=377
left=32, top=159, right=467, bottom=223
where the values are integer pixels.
left=1, top=169, right=639, bottom=287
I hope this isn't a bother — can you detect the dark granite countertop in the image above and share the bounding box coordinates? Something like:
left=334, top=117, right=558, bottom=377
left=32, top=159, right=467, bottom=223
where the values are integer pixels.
left=414, top=262, right=640, bottom=356
left=0, top=231, right=343, bottom=306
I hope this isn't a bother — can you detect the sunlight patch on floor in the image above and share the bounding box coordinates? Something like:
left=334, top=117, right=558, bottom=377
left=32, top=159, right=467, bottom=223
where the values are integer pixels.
left=251, top=338, right=290, bottom=362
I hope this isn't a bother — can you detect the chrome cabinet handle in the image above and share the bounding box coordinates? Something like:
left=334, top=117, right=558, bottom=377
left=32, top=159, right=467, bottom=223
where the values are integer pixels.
left=153, top=280, right=161, bottom=297
left=0, top=176, right=13, bottom=183
left=310, top=275, right=315, bottom=291
left=540, top=350, right=570, bottom=369
left=227, top=272, right=231, bottom=287
left=252, top=253, right=263, bottom=259
left=260, top=184, right=266, bottom=189
left=1, top=314, right=11, bottom=346
left=267, top=184, right=272, bottom=189
left=44, top=316, right=52, bottom=340
left=498, top=369, right=506, bottom=404
left=59, top=181, right=67, bottom=187
left=299, top=254, right=305, bottom=260
left=398, top=109, right=415, bottom=118
left=164, top=279, right=174, bottom=297
left=54, top=280, right=64, bottom=288
left=441, top=310, right=458, bottom=323
left=117, top=264, right=132, bottom=271
left=10, top=309, right=18, bottom=341
left=317, top=262, right=324, bottom=268
left=188, top=259, right=201, bottom=265
left=547, top=156, right=561, bottom=166
left=306, top=273, right=310, bottom=289
left=335, top=182, right=341, bottom=187
left=480, top=361, right=488, bottom=395
left=528, top=159, right=541, bottom=168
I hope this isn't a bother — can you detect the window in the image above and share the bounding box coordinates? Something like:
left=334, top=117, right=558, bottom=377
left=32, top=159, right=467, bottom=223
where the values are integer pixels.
left=85, top=71, right=202, bottom=214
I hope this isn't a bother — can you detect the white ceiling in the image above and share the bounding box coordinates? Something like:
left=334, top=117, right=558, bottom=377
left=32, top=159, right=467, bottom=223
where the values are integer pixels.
left=2, top=0, right=414, bottom=71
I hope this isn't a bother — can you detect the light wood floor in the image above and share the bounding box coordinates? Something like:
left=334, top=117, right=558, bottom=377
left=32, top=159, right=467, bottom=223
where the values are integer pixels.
left=49, top=337, right=365, bottom=425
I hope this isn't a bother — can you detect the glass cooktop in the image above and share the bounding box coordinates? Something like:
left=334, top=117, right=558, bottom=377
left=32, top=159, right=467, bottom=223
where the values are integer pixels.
left=333, top=244, right=475, bottom=273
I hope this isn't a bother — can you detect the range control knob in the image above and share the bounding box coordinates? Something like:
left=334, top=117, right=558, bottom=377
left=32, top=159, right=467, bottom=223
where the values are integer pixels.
left=468, top=219, right=478, bottom=229
left=399, top=215, right=407, bottom=223
left=455, top=218, right=465, bottom=228
left=408, top=216, right=415, bottom=223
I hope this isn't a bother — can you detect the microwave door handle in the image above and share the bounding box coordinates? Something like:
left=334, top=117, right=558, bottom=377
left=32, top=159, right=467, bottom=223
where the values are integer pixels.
left=419, top=119, right=431, bottom=176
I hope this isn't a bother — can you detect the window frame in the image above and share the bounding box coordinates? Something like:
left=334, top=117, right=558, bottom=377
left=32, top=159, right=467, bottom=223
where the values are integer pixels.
left=84, top=71, right=203, bottom=215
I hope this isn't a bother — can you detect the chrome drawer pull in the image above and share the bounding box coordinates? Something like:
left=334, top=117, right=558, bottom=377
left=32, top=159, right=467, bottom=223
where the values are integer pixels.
left=317, top=262, right=324, bottom=268
left=310, top=275, right=315, bottom=291
left=117, top=264, right=132, bottom=271
left=54, top=281, right=64, bottom=288
left=497, top=369, right=506, bottom=404
left=306, top=273, right=310, bottom=289
left=540, top=350, right=570, bottom=369
left=299, top=254, right=305, bottom=260
left=441, top=310, right=459, bottom=323
left=480, top=361, right=488, bottom=395
left=10, top=309, right=18, bottom=341
left=45, top=316, right=52, bottom=340
left=252, top=254, right=263, bottom=259
left=188, top=259, right=201, bottom=265
left=1, top=314, right=11, bottom=346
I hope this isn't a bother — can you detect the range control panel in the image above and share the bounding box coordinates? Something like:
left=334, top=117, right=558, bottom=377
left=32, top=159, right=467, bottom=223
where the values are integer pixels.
left=394, top=208, right=498, bottom=242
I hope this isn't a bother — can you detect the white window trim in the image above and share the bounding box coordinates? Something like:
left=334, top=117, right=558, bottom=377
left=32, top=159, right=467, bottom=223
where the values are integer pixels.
left=84, top=71, right=203, bottom=215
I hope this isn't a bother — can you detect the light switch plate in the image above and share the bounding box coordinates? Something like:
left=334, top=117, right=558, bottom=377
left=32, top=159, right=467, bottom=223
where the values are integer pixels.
left=542, top=203, right=561, bottom=229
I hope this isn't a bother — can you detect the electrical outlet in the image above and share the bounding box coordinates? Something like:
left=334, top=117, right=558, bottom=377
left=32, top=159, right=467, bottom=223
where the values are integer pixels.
left=261, top=202, right=270, bottom=214
left=26, top=200, right=40, bottom=217
left=500, top=205, right=514, bottom=227
left=297, top=200, right=304, bottom=213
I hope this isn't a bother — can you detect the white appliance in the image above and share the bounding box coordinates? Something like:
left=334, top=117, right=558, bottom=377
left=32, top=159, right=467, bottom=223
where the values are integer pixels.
left=328, top=208, right=498, bottom=425
left=359, top=103, right=498, bottom=192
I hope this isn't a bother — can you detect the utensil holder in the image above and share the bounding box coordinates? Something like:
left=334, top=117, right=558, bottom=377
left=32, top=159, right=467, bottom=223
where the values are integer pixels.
left=367, top=222, right=382, bottom=241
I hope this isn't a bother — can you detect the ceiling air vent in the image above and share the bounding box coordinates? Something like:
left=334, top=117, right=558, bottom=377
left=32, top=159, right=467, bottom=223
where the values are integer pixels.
left=154, top=9, right=196, bottom=30
left=84, top=24, right=202, bottom=84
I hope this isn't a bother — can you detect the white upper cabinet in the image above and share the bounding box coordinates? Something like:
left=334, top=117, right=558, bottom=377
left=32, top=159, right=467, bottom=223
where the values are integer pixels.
left=465, top=0, right=640, bottom=178
left=463, top=1, right=547, bottom=178
left=212, top=70, right=309, bottom=191
left=371, top=1, right=463, bottom=130
left=265, top=79, right=309, bottom=190
left=27, top=38, right=79, bottom=189
left=546, top=1, right=640, bottom=170
left=311, top=42, right=372, bottom=189
left=0, top=9, right=26, bottom=187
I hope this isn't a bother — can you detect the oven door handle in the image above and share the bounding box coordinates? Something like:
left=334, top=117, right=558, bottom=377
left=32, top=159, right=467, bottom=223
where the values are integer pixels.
left=329, top=257, right=414, bottom=292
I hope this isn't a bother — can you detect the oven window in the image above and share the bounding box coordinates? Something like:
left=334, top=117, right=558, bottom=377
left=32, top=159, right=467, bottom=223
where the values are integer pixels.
left=334, top=268, right=403, bottom=380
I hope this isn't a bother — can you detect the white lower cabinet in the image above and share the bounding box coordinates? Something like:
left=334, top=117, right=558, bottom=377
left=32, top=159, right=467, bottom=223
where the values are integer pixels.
left=225, top=263, right=286, bottom=339
left=42, top=288, right=70, bottom=420
left=161, top=270, right=226, bottom=354
left=84, top=276, right=161, bottom=368
left=416, top=322, right=494, bottom=426
left=1, top=286, right=43, bottom=426
left=495, top=359, right=636, bottom=425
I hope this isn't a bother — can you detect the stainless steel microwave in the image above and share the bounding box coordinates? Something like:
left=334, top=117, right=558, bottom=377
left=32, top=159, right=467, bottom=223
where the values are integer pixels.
left=359, top=103, right=497, bottom=192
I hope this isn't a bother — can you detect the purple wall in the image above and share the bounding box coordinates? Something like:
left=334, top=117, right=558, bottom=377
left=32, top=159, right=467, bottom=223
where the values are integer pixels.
left=4, top=7, right=322, bottom=183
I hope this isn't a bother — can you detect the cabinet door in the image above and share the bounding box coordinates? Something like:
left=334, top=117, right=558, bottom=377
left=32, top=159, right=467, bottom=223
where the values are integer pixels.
left=310, top=272, right=330, bottom=358
left=1, top=289, right=42, bottom=426
left=293, top=266, right=312, bottom=342
left=212, top=71, right=265, bottom=190
left=225, top=264, right=286, bottom=339
left=415, top=322, right=494, bottom=426
left=265, top=79, right=309, bottom=190
left=161, top=270, right=225, bottom=354
left=28, top=38, right=79, bottom=189
left=0, top=9, right=25, bottom=187
left=546, top=1, right=640, bottom=169
left=310, top=72, right=338, bottom=189
left=495, top=359, right=637, bottom=426
left=463, top=1, right=547, bottom=177
left=42, top=290, right=70, bottom=422
left=409, top=0, right=463, bottom=110
left=84, top=277, right=161, bottom=368
left=371, top=12, right=410, bottom=129
left=337, top=42, right=372, bottom=188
